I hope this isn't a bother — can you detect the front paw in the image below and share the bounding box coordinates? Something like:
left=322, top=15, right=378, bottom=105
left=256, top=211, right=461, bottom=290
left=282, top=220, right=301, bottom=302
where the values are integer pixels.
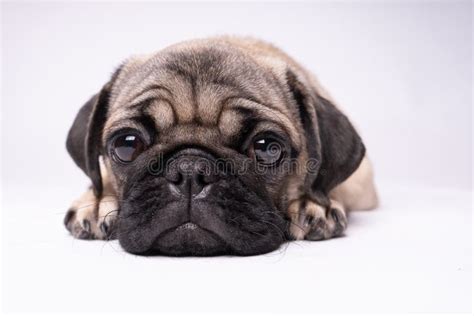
left=288, top=198, right=347, bottom=240
left=64, top=190, right=118, bottom=240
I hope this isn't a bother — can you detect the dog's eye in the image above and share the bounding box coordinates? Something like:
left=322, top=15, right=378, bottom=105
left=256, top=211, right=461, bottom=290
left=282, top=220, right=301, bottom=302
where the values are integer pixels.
left=112, top=134, right=145, bottom=163
left=251, top=137, right=284, bottom=165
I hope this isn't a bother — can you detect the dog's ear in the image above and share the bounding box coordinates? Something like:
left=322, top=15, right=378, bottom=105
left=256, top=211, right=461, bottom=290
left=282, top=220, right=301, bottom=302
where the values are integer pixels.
left=286, top=69, right=365, bottom=195
left=66, top=67, right=122, bottom=197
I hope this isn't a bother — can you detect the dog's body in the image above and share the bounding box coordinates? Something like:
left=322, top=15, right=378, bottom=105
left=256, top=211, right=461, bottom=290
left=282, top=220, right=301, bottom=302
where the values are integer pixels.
left=64, top=37, right=377, bottom=255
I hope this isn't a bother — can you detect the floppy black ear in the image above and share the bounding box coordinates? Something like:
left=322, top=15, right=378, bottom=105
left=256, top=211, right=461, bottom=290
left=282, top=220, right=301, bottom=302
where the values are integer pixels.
left=312, top=94, right=365, bottom=193
left=66, top=69, right=121, bottom=197
left=286, top=70, right=365, bottom=195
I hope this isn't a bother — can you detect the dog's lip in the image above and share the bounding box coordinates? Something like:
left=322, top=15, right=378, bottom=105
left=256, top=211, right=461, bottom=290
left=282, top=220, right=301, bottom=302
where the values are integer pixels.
left=175, top=222, right=198, bottom=231
left=155, top=222, right=198, bottom=238
left=154, top=221, right=227, bottom=244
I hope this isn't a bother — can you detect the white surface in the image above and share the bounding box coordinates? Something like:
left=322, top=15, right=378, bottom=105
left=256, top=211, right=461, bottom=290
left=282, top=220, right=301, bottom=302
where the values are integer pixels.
left=1, top=1, right=472, bottom=314
left=2, top=185, right=472, bottom=314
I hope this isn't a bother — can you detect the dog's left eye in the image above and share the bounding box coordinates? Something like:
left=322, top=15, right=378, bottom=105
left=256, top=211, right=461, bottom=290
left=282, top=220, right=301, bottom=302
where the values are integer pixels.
left=250, top=137, right=285, bottom=165
left=112, top=134, right=146, bottom=163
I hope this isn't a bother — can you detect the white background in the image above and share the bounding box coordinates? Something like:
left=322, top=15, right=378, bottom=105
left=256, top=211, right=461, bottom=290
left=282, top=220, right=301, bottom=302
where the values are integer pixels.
left=1, top=1, right=472, bottom=314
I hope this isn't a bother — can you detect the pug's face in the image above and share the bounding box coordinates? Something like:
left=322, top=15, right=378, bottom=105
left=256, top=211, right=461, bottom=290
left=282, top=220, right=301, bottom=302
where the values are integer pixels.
left=66, top=38, right=366, bottom=256
left=104, top=45, right=306, bottom=256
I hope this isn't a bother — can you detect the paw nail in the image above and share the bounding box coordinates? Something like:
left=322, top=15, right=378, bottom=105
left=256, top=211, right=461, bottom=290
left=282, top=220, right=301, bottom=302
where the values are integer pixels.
left=330, top=209, right=340, bottom=223
left=82, top=219, right=91, bottom=232
left=100, top=222, right=108, bottom=235
left=64, top=209, right=76, bottom=228
left=77, top=230, right=91, bottom=240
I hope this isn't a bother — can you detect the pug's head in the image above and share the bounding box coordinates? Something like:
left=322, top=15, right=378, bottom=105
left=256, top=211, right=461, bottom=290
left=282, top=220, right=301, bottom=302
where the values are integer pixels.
left=66, top=38, right=365, bottom=256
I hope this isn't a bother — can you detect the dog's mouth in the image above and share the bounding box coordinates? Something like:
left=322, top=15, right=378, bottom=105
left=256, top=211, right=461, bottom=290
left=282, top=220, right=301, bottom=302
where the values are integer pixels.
left=118, top=196, right=287, bottom=256
left=117, top=159, right=287, bottom=256
left=144, top=222, right=230, bottom=256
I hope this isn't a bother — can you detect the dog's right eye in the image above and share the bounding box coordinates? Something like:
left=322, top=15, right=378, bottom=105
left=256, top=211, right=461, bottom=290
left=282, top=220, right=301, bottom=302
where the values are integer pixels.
left=249, top=136, right=286, bottom=166
left=112, top=134, right=146, bottom=163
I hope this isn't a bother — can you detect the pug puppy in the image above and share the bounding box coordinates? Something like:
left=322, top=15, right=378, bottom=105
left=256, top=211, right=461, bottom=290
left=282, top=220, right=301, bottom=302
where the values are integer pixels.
left=64, top=36, right=378, bottom=256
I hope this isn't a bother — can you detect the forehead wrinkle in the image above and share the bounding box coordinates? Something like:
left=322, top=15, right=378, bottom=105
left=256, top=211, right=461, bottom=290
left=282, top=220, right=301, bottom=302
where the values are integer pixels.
left=220, top=103, right=301, bottom=149
left=214, top=96, right=264, bottom=129
left=144, top=99, right=176, bottom=131
left=128, top=96, right=173, bottom=113
left=130, top=84, right=173, bottom=103
left=162, top=47, right=281, bottom=124
left=157, top=68, right=196, bottom=124
left=107, top=98, right=177, bottom=133
left=226, top=99, right=297, bottom=130
left=159, top=124, right=222, bottom=149
left=112, top=67, right=160, bottom=109
left=128, top=90, right=173, bottom=110
left=111, top=55, right=178, bottom=110
left=218, top=107, right=247, bottom=141
left=105, top=107, right=135, bottom=132
left=196, top=82, right=239, bottom=125
left=223, top=95, right=292, bottom=119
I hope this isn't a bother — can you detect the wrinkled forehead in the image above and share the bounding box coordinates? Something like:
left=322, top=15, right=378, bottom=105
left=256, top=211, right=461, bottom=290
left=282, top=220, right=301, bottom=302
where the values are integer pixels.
left=104, top=46, right=301, bottom=149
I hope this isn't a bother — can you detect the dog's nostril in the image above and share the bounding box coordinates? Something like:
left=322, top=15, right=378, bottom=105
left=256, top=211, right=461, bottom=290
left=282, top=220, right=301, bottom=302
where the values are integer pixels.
left=164, top=150, right=220, bottom=197
left=169, top=167, right=217, bottom=197
left=165, top=167, right=183, bottom=185
left=196, top=172, right=206, bottom=186
left=174, top=172, right=184, bottom=185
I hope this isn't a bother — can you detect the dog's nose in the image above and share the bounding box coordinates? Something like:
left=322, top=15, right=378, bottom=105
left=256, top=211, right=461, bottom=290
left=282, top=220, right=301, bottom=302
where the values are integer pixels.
left=164, top=149, right=218, bottom=197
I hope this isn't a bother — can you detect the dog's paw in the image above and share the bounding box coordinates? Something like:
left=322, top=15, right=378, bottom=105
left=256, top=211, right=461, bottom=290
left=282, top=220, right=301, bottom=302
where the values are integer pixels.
left=288, top=198, right=347, bottom=240
left=64, top=189, right=119, bottom=240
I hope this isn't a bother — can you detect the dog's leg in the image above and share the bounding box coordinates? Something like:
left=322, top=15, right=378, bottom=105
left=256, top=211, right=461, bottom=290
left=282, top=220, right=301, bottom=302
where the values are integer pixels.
left=288, top=155, right=378, bottom=240
left=64, top=159, right=119, bottom=240
left=64, top=188, right=119, bottom=240
left=288, top=197, right=347, bottom=240
left=329, top=156, right=378, bottom=210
